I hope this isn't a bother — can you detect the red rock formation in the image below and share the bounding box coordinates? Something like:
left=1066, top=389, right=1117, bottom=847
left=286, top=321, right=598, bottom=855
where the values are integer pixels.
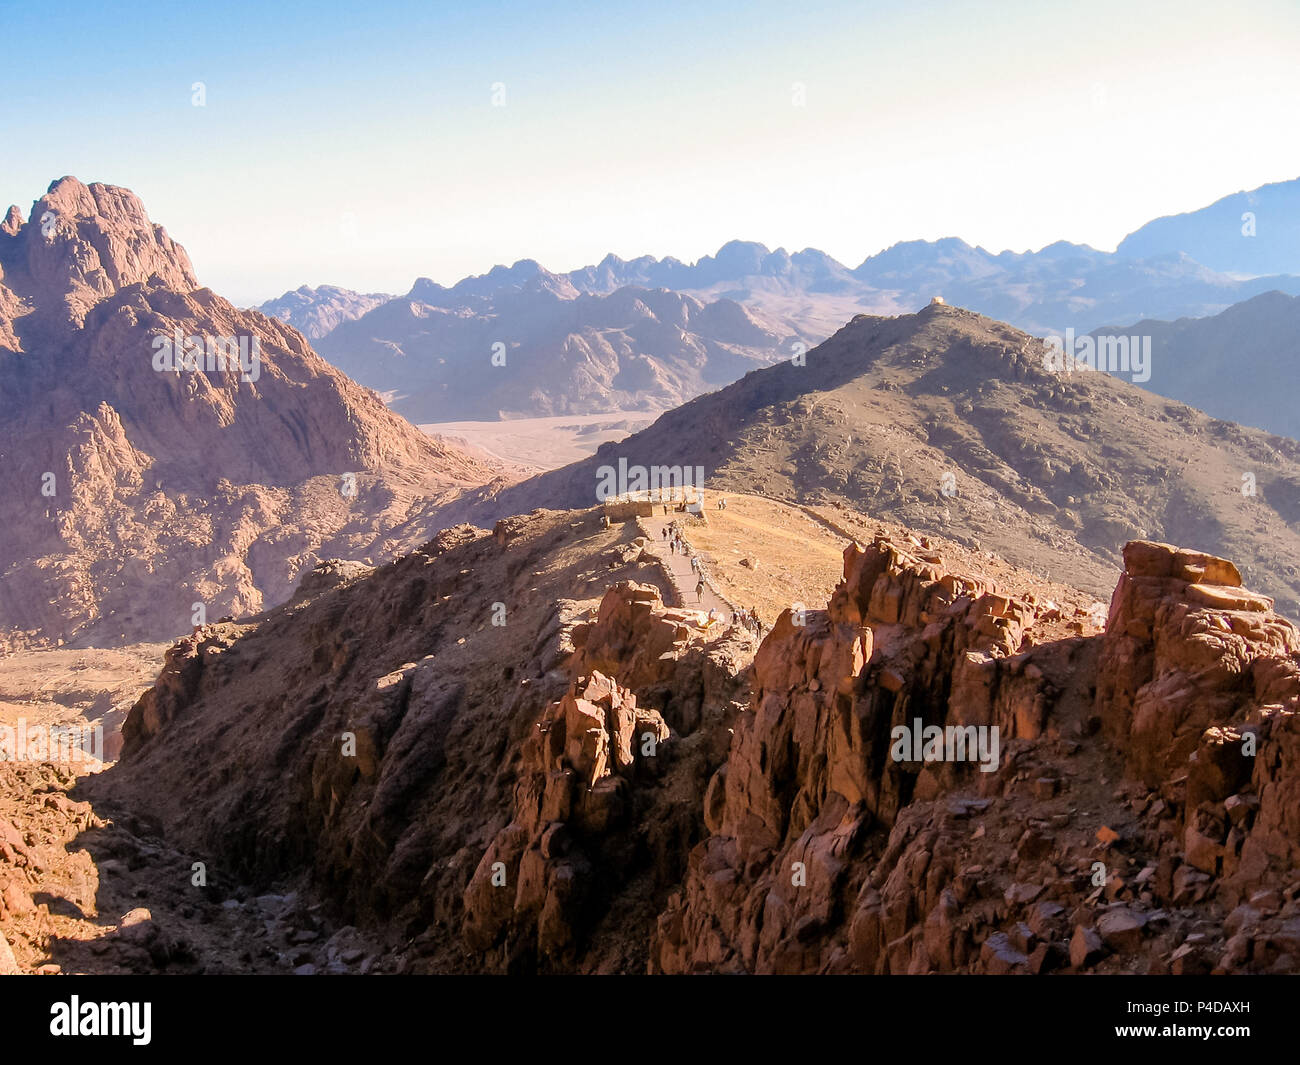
left=654, top=536, right=1079, bottom=973
left=1095, top=540, right=1300, bottom=901
left=462, top=580, right=745, bottom=968
left=655, top=535, right=1300, bottom=974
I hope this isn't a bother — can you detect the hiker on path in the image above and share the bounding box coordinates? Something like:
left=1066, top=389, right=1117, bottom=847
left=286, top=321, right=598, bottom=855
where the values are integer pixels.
left=695, top=579, right=705, bottom=603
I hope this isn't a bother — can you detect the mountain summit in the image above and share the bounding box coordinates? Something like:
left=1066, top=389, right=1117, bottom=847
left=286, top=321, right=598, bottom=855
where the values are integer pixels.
left=464, top=300, right=1300, bottom=614
left=0, top=178, right=496, bottom=647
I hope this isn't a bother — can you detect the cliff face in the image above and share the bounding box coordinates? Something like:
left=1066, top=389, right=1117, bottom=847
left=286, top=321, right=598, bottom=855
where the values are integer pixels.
left=0, top=178, right=497, bottom=647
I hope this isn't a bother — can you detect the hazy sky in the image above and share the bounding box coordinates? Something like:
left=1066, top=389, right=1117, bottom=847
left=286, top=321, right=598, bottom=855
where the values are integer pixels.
left=4, top=0, right=1300, bottom=304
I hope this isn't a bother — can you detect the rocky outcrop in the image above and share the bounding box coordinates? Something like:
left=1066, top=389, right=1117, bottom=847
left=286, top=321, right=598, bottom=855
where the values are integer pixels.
left=654, top=536, right=1083, bottom=973
left=1096, top=540, right=1300, bottom=900
left=462, top=581, right=748, bottom=970
left=93, top=513, right=1300, bottom=975
left=655, top=535, right=1300, bottom=974
left=97, top=512, right=751, bottom=973
left=461, top=669, right=669, bottom=962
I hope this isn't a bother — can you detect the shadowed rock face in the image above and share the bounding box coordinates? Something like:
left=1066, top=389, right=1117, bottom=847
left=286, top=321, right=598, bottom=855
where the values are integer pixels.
left=92, top=497, right=1300, bottom=974
left=94, top=511, right=752, bottom=973
left=0, top=178, right=497, bottom=648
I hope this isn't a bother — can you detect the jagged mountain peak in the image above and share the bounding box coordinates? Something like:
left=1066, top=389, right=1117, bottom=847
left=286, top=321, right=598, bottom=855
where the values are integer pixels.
left=0, top=178, right=498, bottom=647
left=33, top=176, right=197, bottom=293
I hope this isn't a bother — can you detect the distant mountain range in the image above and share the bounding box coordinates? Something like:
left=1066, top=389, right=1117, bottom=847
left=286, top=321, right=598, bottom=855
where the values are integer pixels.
left=258, top=176, right=1300, bottom=424
left=256, top=284, right=392, bottom=339
left=315, top=279, right=795, bottom=422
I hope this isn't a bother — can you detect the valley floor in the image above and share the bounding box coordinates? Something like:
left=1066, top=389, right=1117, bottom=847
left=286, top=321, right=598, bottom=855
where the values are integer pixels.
left=421, top=411, right=656, bottom=471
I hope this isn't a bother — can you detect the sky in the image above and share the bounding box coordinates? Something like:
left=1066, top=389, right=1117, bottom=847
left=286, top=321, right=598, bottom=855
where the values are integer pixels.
left=3, top=0, right=1300, bottom=305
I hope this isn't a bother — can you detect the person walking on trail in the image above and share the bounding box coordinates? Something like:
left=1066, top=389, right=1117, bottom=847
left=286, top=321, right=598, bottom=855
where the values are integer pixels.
left=690, top=555, right=700, bottom=574
left=695, top=579, right=705, bottom=604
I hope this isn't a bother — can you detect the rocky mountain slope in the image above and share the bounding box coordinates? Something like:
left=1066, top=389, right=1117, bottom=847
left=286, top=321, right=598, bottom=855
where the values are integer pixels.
left=53, top=496, right=1300, bottom=975
left=314, top=281, right=795, bottom=422
left=445, top=301, right=1300, bottom=619
left=254, top=284, right=392, bottom=340
left=1093, top=290, right=1300, bottom=441
left=0, top=177, right=498, bottom=648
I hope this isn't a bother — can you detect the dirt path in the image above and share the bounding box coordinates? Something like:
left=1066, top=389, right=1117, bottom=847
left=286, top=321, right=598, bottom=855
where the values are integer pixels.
left=636, top=520, right=732, bottom=616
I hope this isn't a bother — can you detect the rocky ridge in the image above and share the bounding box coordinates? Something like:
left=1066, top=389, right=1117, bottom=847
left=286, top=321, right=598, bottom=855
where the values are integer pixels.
left=63, top=497, right=1300, bottom=975
left=455, top=301, right=1300, bottom=618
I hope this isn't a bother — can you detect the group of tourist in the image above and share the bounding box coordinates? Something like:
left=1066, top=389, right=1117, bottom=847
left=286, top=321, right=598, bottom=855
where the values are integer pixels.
left=733, top=606, right=763, bottom=637
left=657, top=524, right=765, bottom=636
left=661, top=523, right=692, bottom=559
